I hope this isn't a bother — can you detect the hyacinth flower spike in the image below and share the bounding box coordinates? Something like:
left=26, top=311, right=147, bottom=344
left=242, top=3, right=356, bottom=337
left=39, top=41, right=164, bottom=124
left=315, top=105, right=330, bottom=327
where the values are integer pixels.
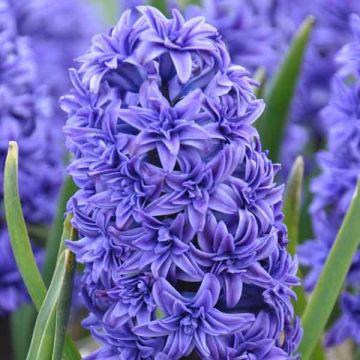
left=62, top=6, right=301, bottom=359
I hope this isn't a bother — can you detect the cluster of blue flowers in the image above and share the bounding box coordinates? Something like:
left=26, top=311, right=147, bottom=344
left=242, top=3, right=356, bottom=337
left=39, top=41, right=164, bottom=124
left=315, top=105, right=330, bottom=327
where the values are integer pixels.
left=299, top=15, right=360, bottom=347
left=63, top=6, right=301, bottom=359
left=0, top=0, right=63, bottom=314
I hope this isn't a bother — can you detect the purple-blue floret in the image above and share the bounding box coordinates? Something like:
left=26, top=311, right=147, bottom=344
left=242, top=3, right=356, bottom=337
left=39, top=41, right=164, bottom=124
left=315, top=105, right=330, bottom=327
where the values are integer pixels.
left=299, top=14, right=360, bottom=348
left=63, top=6, right=301, bottom=359
left=0, top=0, right=63, bottom=314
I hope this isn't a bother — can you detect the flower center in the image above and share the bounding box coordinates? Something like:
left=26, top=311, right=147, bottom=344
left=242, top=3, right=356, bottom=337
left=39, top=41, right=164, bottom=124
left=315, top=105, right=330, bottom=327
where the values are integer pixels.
left=180, top=314, right=199, bottom=335
left=156, top=107, right=177, bottom=138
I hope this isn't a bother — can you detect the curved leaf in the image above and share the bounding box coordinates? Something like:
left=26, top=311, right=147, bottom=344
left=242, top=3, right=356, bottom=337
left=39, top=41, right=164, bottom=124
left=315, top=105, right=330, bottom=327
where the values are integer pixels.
left=4, top=141, right=47, bottom=308
left=4, top=142, right=80, bottom=360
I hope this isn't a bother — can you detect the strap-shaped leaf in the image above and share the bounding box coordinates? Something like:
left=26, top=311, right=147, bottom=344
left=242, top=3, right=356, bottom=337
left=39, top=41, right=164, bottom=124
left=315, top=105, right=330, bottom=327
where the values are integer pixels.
left=284, top=156, right=304, bottom=256
left=4, top=141, right=80, bottom=360
left=283, top=157, right=325, bottom=359
left=256, top=16, right=315, bottom=161
left=43, top=176, right=77, bottom=286
left=11, top=305, right=37, bottom=360
left=52, top=220, right=77, bottom=360
left=4, top=141, right=47, bottom=308
left=298, top=180, right=360, bottom=359
left=26, top=250, right=75, bottom=360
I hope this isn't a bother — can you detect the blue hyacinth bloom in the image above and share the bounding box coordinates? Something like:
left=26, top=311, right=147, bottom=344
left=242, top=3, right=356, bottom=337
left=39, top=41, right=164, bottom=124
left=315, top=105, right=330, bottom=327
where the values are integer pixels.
left=63, top=6, right=301, bottom=359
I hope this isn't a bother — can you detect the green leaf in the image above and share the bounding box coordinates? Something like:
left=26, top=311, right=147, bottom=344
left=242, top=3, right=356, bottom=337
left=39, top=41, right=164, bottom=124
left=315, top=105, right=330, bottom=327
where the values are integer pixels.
left=253, top=66, right=266, bottom=99
left=11, top=177, right=76, bottom=359
left=311, top=343, right=326, bottom=360
left=298, top=179, right=360, bottom=359
left=282, top=159, right=334, bottom=359
left=4, top=141, right=47, bottom=309
left=11, top=305, right=37, bottom=360
left=283, top=156, right=304, bottom=256
left=52, top=223, right=77, bottom=360
left=27, top=224, right=49, bottom=244
left=256, top=15, right=315, bottom=161
left=43, top=176, right=77, bottom=287
left=26, top=250, right=74, bottom=360
left=4, top=141, right=80, bottom=360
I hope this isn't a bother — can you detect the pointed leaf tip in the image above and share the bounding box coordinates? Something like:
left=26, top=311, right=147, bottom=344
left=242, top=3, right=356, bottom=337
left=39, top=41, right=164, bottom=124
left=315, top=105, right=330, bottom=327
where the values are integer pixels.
left=8, top=140, right=18, bottom=152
